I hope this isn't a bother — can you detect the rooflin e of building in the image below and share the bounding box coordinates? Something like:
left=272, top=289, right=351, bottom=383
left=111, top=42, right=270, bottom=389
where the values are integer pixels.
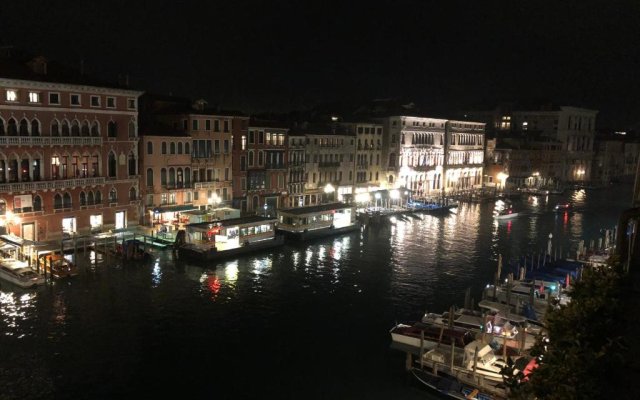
left=0, top=46, right=142, bottom=95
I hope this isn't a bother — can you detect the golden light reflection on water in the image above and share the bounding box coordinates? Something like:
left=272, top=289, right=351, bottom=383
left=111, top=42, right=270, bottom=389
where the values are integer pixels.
left=224, top=261, right=239, bottom=283
left=0, top=290, right=37, bottom=338
left=151, top=259, right=162, bottom=288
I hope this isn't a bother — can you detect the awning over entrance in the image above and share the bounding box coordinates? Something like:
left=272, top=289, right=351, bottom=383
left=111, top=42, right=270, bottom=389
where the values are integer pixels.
left=0, top=234, right=47, bottom=248
left=152, top=205, right=198, bottom=213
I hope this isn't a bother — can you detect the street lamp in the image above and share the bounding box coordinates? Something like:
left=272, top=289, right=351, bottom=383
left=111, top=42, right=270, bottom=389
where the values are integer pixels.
left=324, top=183, right=335, bottom=203
left=263, top=203, right=268, bottom=217
left=208, top=193, right=220, bottom=210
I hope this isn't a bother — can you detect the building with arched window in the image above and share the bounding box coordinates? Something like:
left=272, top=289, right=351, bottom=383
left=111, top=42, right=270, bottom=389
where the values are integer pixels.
left=139, top=119, right=194, bottom=228
left=0, top=53, right=142, bottom=240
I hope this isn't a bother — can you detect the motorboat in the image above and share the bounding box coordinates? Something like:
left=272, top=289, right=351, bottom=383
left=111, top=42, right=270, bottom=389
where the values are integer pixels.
left=422, top=308, right=538, bottom=350
left=419, top=339, right=515, bottom=382
left=553, top=202, right=571, bottom=212
left=0, top=259, right=45, bottom=288
left=39, top=253, right=79, bottom=278
left=389, top=321, right=476, bottom=352
left=493, top=207, right=518, bottom=220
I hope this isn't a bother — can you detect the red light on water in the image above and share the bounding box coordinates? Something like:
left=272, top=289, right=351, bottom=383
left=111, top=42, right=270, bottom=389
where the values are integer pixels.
left=507, top=221, right=512, bottom=234
left=207, top=276, right=221, bottom=294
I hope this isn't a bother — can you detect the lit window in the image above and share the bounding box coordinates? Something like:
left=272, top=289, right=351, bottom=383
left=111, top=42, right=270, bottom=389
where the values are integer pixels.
left=28, top=92, right=40, bottom=103
left=522, top=122, right=528, bottom=131
left=70, top=94, right=81, bottom=105
left=6, top=90, right=17, bottom=102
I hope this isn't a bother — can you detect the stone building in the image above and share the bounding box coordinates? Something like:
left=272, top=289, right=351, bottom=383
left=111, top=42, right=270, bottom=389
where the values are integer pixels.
left=0, top=51, right=142, bottom=240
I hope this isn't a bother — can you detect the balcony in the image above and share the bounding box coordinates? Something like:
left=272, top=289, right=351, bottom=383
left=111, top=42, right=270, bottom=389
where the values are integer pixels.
left=0, top=136, right=103, bottom=147
left=318, top=161, right=341, bottom=168
left=0, top=176, right=106, bottom=193
left=265, top=163, right=286, bottom=170
left=194, top=180, right=231, bottom=190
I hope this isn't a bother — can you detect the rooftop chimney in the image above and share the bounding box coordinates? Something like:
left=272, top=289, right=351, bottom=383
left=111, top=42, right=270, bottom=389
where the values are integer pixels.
left=27, top=56, right=48, bottom=75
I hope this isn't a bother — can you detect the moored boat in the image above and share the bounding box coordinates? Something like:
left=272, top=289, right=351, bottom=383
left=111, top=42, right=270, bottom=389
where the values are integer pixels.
left=0, top=259, right=45, bottom=288
left=411, top=367, right=504, bottom=400
left=177, top=216, right=284, bottom=263
left=553, top=202, right=571, bottom=212
left=389, top=321, right=476, bottom=352
left=277, top=202, right=359, bottom=241
left=38, top=253, right=79, bottom=278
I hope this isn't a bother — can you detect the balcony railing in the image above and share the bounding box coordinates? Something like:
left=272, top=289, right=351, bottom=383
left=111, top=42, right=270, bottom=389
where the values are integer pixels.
left=318, top=161, right=341, bottom=168
left=265, top=163, right=286, bottom=170
left=0, top=136, right=103, bottom=146
left=0, top=176, right=106, bottom=193
left=194, top=180, right=230, bottom=189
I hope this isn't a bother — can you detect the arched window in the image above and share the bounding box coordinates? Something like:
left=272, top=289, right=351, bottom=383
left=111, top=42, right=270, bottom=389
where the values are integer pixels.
left=31, top=119, right=40, bottom=136
left=95, top=190, right=102, bottom=204
left=80, top=191, right=87, bottom=206
left=61, top=120, right=70, bottom=136
left=91, top=121, right=99, bottom=136
left=128, top=120, right=136, bottom=137
left=185, top=167, right=191, bottom=186
left=389, top=153, right=396, bottom=167
left=168, top=167, right=175, bottom=187
left=161, top=142, right=167, bottom=154
left=19, top=119, right=29, bottom=136
left=147, top=142, right=153, bottom=155
left=7, top=118, right=18, bottom=135
left=52, top=121, right=68, bottom=142
left=87, top=191, right=95, bottom=205
left=54, top=194, right=63, bottom=209
left=0, top=119, right=4, bottom=136
left=248, top=151, right=254, bottom=166
left=170, top=142, right=176, bottom=154
left=177, top=168, right=183, bottom=188
left=252, top=195, right=259, bottom=210
left=129, top=187, right=137, bottom=201
left=33, top=195, right=42, bottom=211
left=177, top=142, right=183, bottom=154
left=109, top=188, right=117, bottom=203
left=146, top=168, right=154, bottom=187
left=63, top=192, right=72, bottom=208
left=160, top=168, right=167, bottom=186
left=81, top=121, right=90, bottom=136
left=71, top=120, right=80, bottom=136
left=107, top=121, right=117, bottom=138
left=258, top=151, right=263, bottom=166
left=108, top=152, right=117, bottom=177
left=128, top=153, right=136, bottom=176
left=184, top=142, right=190, bottom=155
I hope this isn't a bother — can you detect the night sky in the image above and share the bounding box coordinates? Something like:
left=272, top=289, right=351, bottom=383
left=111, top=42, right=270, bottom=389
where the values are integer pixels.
left=2, top=0, right=639, bottom=127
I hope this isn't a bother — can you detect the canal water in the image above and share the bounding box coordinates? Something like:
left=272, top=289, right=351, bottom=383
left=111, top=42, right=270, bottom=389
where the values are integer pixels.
left=0, top=185, right=632, bottom=399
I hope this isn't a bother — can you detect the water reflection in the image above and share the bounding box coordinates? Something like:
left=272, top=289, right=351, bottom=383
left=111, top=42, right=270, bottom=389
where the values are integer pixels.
left=0, top=290, right=37, bottom=338
left=151, top=259, right=162, bottom=288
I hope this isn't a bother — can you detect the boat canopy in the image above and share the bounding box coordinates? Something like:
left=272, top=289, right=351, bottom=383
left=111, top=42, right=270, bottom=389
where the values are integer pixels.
left=278, top=202, right=354, bottom=217
left=186, top=216, right=277, bottom=232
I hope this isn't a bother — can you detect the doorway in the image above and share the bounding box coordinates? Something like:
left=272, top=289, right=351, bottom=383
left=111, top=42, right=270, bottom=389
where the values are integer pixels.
left=115, top=211, right=126, bottom=230
left=22, top=222, right=35, bottom=241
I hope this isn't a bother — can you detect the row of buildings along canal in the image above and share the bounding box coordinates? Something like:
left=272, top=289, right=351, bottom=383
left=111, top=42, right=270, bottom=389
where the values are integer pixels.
left=0, top=49, right=638, bottom=249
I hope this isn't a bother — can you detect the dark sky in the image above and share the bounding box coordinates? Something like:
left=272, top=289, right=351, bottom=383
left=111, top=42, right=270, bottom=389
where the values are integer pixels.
left=2, top=0, right=639, bottom=127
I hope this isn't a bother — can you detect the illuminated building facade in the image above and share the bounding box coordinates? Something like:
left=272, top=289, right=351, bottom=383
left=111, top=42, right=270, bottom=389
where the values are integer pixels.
left=380, top=116, right=485, bottom=198
left=244, top=123, right=288, bottom=214
left=0, top=54, right=142, bottom=240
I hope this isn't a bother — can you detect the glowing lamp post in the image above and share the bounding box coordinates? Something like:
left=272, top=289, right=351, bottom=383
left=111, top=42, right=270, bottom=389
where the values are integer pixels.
left=208, top=193, right=220, bottom=211
left=390, top=189, right=399, bottom=207
left=324, top=183, right=335, bottom=203
left=263, top=203, right=268, bottom=217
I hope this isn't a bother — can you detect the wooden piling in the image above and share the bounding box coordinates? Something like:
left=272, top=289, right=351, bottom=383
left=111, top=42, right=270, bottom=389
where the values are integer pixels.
left=405, top=352, right=412, bottom=371
left=420, top=330, right=425, bottom=369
